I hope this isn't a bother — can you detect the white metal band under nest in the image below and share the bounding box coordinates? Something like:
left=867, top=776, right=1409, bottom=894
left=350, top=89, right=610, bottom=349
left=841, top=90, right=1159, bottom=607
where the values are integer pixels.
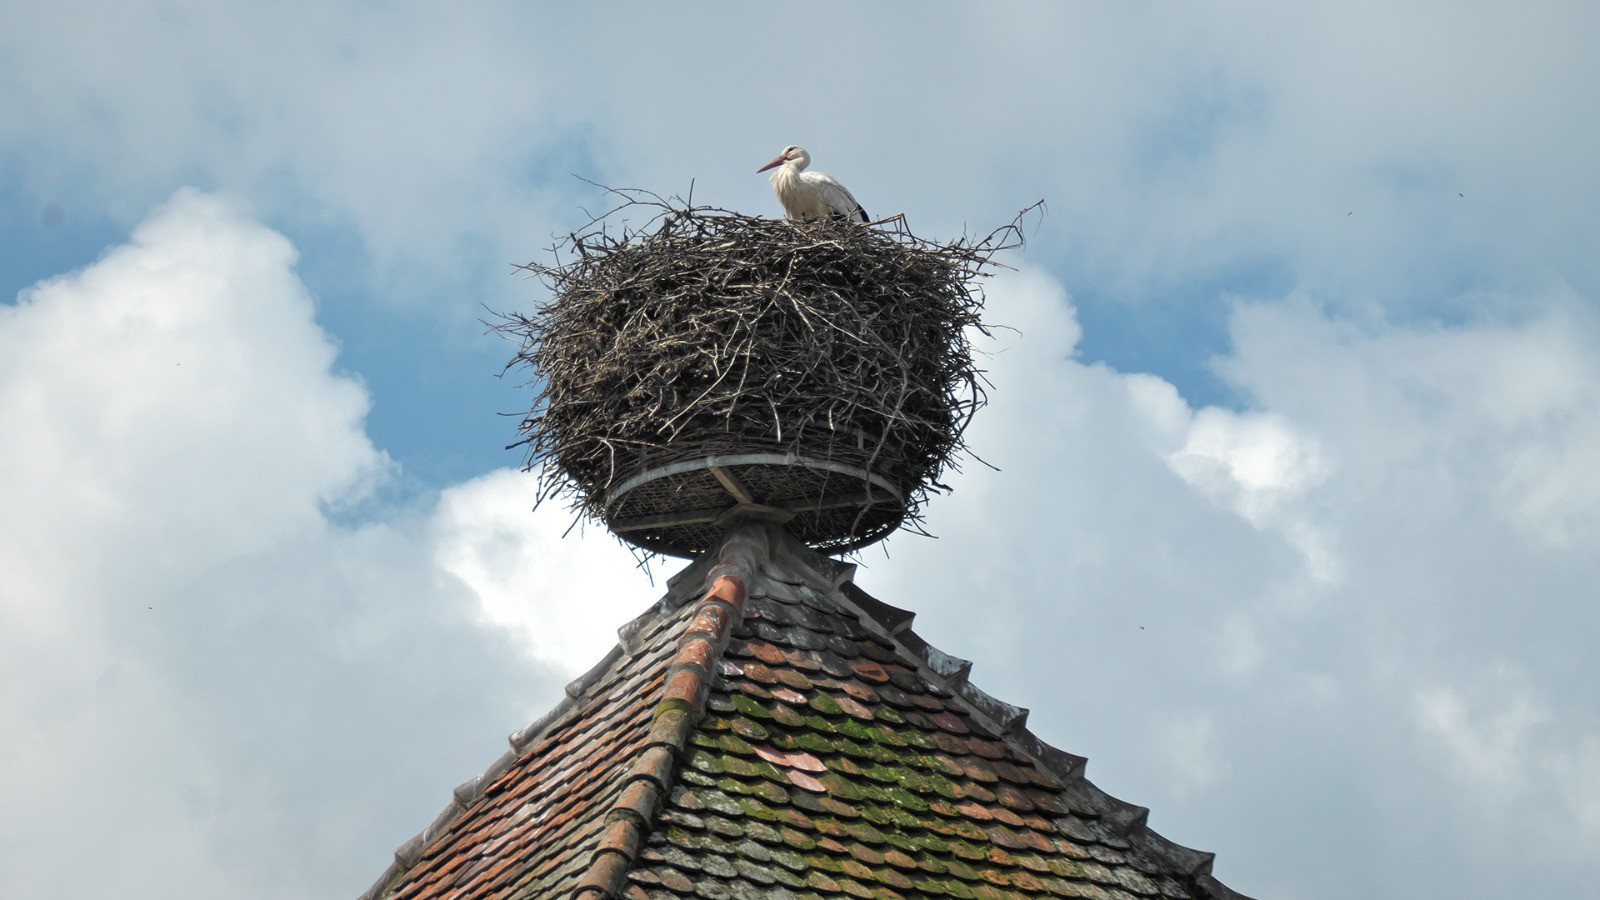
left=603, top=452, right=905, bottom=512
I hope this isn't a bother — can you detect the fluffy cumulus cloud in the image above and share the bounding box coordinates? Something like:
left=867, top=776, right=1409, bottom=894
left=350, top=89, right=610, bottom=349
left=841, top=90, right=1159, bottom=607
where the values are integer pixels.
left=0, top=192, right=656, bottom=899
left=868, top=268, right=1600, bottom=897
left=431, top=469, right=670, bottom=673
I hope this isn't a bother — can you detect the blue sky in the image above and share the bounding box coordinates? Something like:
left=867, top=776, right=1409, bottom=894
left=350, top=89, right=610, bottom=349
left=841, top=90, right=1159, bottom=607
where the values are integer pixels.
left=5, top=4, right=1600, bottom=899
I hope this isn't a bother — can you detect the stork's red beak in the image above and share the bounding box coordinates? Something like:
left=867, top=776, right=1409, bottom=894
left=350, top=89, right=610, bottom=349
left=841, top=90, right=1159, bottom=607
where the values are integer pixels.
left=756, top=153, right=787, bottom=173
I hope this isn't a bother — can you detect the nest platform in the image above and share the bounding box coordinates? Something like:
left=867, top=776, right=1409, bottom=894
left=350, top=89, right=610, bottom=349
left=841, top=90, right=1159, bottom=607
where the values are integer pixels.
left=604, top=452, right=904, bottom=557
left=500, top=195, right=1025, bottom=558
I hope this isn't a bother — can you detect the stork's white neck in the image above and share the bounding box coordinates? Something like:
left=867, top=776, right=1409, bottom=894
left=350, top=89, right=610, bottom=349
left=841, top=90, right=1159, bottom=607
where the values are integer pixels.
left=769, top=162, right=803, bottom=194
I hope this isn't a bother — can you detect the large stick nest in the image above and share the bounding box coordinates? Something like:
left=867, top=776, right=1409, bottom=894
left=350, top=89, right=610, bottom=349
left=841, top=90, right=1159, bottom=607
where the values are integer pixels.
left=497, top=190, right=1031, bottom=555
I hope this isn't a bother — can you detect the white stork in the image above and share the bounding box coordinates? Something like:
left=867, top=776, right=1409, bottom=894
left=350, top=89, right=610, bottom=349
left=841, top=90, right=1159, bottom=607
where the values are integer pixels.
left=756, top=145, right=868, bottom=223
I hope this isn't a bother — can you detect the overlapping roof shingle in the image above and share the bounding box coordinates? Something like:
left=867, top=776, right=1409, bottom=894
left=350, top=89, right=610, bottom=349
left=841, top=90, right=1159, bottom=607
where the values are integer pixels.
left=364, top=525, right=1251, bottom=900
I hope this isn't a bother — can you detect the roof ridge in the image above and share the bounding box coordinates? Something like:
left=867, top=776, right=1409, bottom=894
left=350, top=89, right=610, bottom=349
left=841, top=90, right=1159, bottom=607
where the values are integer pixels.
left=570, top=527, right=768, bottom=899
left=357, top=533, right=767, bottom=900
left=362, top=523, right=1253, bottom=899
left=759, top=526, right=1255, bottom=900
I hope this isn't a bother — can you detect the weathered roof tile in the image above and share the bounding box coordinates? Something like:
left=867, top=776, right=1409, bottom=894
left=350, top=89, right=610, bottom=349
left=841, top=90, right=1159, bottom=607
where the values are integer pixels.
left=364, top=525, right=1252, bottom=899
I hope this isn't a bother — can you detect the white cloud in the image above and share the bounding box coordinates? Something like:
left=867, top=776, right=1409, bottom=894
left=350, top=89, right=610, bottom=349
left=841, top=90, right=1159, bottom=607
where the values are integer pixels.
left=867, top=266, right=1600, bottom=897
left=1157, top=711, right=1228, bottom=797
left=432, top=469, right=670, bottom=673
left=1224, top=292, right=1600, bottom=548
left=0, top=191, right=657, bottom=898
left=0, top=189, right=398, bottom=897
left=1169, top=409, right=1327, bottom=525
left=1, top=188, right=387, bottom=640
left=1169, top=407, right=1337, bottom=584
left=1415, top=672, right=1549, bottom=801
left=1416, top=666, right=1600, bottom=853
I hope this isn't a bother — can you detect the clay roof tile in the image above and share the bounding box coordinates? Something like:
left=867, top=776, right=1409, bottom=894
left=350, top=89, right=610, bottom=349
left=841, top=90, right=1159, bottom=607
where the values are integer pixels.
left=363, top=525, right=1252, bottom=900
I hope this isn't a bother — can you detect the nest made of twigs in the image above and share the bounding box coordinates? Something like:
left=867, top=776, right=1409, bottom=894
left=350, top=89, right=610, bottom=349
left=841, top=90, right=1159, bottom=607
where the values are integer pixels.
left=497, top=189, right=1031, bottom=557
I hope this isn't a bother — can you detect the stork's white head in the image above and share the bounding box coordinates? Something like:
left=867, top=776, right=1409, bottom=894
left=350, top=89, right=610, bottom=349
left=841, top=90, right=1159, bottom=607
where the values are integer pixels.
left=756, top=145, right=810, bottom=173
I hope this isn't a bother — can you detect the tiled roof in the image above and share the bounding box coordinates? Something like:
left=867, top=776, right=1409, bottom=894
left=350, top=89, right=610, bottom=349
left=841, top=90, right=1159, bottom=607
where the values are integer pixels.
left=364, top=525, right=1252, bottom=900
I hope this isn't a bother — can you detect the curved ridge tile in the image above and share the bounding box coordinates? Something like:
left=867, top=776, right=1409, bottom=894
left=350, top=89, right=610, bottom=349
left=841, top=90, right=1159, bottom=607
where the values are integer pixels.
left=360, top=574, right=716, bottom=899
left=575, top=534, right=762, bottom=898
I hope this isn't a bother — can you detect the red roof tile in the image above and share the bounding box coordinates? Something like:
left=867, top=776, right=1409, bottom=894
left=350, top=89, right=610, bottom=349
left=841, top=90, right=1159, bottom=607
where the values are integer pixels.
left=364, top=526, right=1252, bottom=899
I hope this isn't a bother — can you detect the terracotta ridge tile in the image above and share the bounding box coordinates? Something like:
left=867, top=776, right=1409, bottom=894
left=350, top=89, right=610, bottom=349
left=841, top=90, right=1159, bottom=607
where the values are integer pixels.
left=358, top=593, right=693, bottom=900
left=361, top=583, right=717, bottom=900
left=568, top=525, right=769, bottom=899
